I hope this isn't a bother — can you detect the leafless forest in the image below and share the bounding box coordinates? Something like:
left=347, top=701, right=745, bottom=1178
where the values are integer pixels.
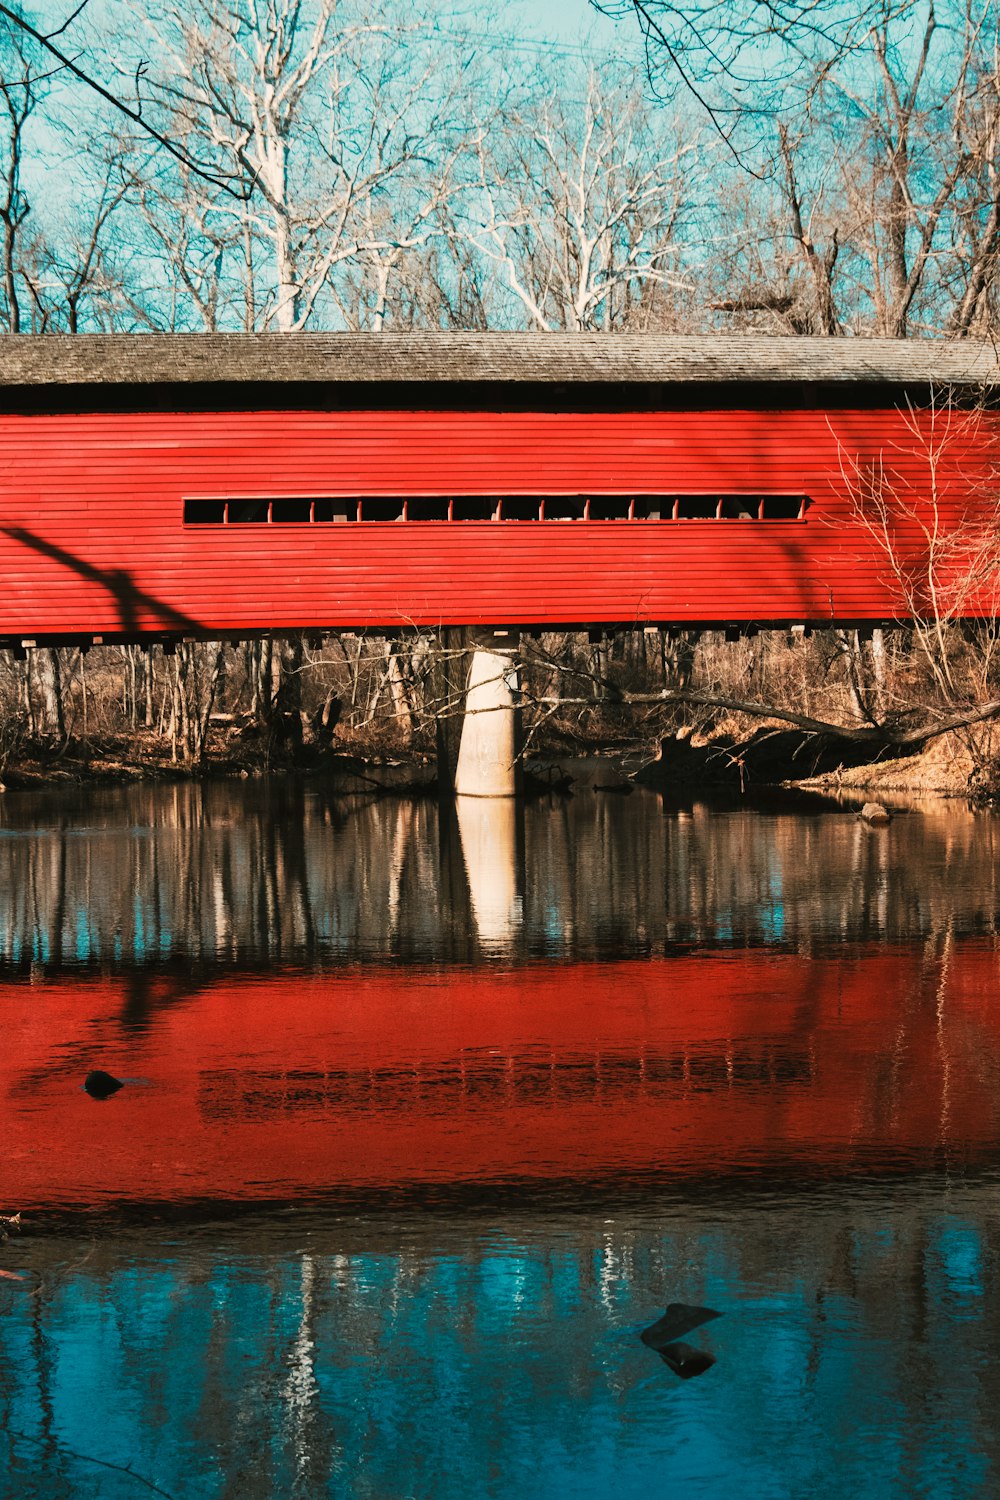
left=3, top=0, right=1000, bottom=783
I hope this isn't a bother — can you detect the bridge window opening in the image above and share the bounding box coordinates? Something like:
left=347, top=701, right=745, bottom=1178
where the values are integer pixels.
left=184, top=491, right=810, bottom=526
left=541, top=497, right=588, bottom=521
left=228, top=499, right=269, bottom=523
left=451, top=497, right=499, bottom=521
left=500, top=496, right=543, bottom=521
left=632, top=496, right=675, bottom=520
left=718, top=496, right=758, bottom=520
left=759, top=494, right=805, bottom=520
left=587, top=496, right=626, bottom=520
left=358, top=497, right=406, bottom=522
left=407, top=497, right=453, bottom=522
left=269, top=498, right=314, bottom=524
left=184, top=499, right=227, bottom=524
left=674, top=495, right=721, bottom=520
left=312, top=498, right=356, bottom=522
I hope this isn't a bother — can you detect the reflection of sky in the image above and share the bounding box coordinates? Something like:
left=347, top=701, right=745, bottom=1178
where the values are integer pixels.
left=2, top=1193, right=997, bottom=1497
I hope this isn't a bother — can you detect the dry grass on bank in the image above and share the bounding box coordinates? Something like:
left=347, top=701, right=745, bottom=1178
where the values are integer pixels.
left=793, top=731, right=979, bottom=796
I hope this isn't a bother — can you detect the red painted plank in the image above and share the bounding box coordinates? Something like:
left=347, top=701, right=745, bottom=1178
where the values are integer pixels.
left=1, top=405, right=998, bottom=634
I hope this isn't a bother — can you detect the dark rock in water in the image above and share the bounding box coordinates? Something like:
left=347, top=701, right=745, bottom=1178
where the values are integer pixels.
left=84, top=1070, right=124, bottom=1100
left=640, top=1302, right=722, bottom=1350
left=656, top=1341, right=716, bottom=1379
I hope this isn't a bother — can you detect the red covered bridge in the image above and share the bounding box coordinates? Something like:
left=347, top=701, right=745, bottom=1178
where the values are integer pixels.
left=1, top=332, right=998, bottom=646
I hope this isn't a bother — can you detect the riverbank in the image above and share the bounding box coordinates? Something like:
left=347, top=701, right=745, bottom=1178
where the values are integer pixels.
left=0, top=728, right=437, bottom=795
left=631, top=723, right=984, bottom=801
left=792, top=731, right=979, bottom=797
left=0, top=721, right=986, bottom=799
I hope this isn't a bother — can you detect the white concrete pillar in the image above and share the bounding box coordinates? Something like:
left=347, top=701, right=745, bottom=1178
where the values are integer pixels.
left=453, top=648, right=522, bottom=798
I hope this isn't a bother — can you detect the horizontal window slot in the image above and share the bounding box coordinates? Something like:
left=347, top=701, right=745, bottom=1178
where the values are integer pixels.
left=451, top=497, right=500, bottom=521
left=359, top=497, right=406, bottom=522
left=542, top=497, right=587, bottom=521
left=228, top=499, right=269, bottom=524
left=500, top=496, right=542, bottom=521
left=312, top=499, right=357, bottom=523
left=718, top=496, right=759, bottom=520
left=270, top=498, right=314, bottom=524
left=184, top=499, right=227, bottom=525
left=588, top=497, right=629, bottom=521
left=675, top=496, right=721, bottom=520
left=759, top=495, right=806, bottom=520
left=407, top=497, right=452, bottom=522
left=184, top=493, right=810, bottom=526
left=632, top=497, right=673, bottom=520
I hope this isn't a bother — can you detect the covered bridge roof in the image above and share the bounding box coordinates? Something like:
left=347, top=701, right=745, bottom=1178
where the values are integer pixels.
left=0, top=332, right=997, bottom=390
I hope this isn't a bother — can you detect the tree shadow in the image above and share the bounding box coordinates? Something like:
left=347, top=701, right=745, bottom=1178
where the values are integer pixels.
left=2, top=526, right=202, bottom=636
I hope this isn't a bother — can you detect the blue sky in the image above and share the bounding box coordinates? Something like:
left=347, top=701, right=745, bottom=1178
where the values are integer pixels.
left=378, top=1, right=643, bottom=64
left=512, top=0, right=635, bottom=48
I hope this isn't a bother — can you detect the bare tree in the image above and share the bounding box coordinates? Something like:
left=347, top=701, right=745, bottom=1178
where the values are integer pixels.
left=464, top=67, right=701, bottom=331
left=0, top=10, right=42, bottom=331
left=837, top=391, right=1000, bottom=718
left=20, top=144, right=135, bottom=331
left=823, top=2, right=1000, bottom=337
left=146, top=0, right=339, bottom=331
left=0, top=0, right=253, bottom=198
left=629, top=0, right=1000, bottom=338
left=141, top=0, right=482, bottom=332
left=133, top=156, right=238, bottom=331
left=593, top=0, right=923, bottom=154
left=330, top=76, right=481, bottom=333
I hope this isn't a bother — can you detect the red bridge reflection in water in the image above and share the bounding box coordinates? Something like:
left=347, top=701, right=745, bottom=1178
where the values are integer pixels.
left=5, top=941, right=1000, bottom=1210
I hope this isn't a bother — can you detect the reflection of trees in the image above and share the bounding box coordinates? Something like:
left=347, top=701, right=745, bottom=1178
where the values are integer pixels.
left=525, top=794, right=1000, bottom=957
left=1, top=786, right=999, bottom=973
left=3, top=1198, right=999, bottom=1494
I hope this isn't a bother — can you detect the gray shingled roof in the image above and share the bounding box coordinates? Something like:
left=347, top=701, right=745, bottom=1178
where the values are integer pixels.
left=0, top=332, right=997, bottom=386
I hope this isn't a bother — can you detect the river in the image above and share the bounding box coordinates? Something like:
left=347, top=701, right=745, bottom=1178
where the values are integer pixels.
left=2, top=779, right=999, bottom=1496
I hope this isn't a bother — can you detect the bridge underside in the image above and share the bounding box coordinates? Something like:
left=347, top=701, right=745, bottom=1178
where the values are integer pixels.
left=0, top=618, right=920, bottom=654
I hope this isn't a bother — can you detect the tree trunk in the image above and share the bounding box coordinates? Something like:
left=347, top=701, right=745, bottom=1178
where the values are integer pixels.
left=32, top=648, right=65, bottom=739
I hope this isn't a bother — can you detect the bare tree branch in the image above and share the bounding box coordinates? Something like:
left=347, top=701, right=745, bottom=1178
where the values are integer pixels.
left=531, top=685, right=1000, bottom=749
left=0, top=1, right=253, bottom=198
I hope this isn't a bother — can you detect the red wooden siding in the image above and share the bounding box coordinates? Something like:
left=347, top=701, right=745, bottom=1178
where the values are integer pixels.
left=1, top=405, right=998, bottom=636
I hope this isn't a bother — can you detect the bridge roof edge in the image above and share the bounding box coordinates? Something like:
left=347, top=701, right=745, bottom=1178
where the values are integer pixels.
left=0, top=332, right=997, bottom=389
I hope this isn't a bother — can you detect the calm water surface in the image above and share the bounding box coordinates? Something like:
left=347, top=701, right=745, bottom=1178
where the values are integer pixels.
left=2, top=779, right=1000, bottom=1496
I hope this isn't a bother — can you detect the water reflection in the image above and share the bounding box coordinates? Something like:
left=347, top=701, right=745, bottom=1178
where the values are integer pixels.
left=4, top=781, right=1000, bottom=1492
left=3, top=784, right=1000, bottom=1211
left=454, top=795, right=524, bottom=950
left=6, top=934, right=1000, bottom=1209
left=1, top=781, right=1000, bottom=971
left=2, top=1186, right=999, bottom=1497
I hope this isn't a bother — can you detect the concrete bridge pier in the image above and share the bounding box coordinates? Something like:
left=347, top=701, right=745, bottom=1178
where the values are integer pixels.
left=435, top=628, right=523, bottom=799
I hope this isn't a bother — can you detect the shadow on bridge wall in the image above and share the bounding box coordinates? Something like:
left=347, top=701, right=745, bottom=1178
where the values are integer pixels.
left=0, top=519, right=938, bottom=634
left=2, top=526, right=202, bottom=637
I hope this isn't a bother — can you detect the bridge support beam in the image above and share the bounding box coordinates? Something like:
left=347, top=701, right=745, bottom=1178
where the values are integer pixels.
left=436, top=629, right=523, bottom=798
